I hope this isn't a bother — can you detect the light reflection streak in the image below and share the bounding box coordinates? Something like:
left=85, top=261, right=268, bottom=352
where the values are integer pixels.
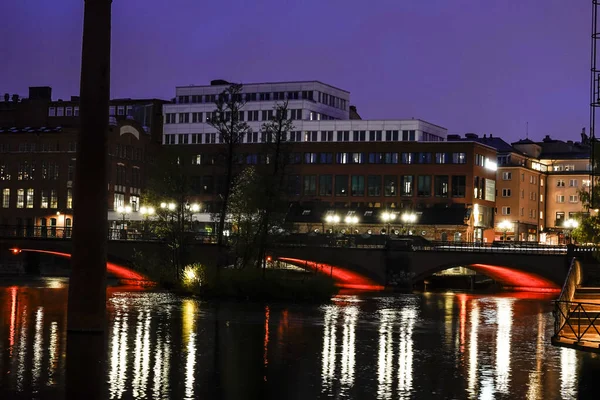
left=467, top=302, right=479, bottom=399
left=140, top=311, right=151, bottom=394
left=16, top=305, right=27, bottom=392
left=47, top=321, right=58, bottom=387
left=8, top=286, right=17, bottom=357
left=153, top=312, right=171, bottom=399
left=185, top=333, right=196, bottom=400
left=444, top=295, right=453, bottom=348
left=132, top=311, right=144, bottom=397
left=32, top=307, right=44, bottom=389
left=340, top=306, right=358, bottom=394
left=397, top=307, right=416, bottom=399
left=377, top=309, right=396, bottom=400
left=263, top=306, right=270, bottom=382
left=321, top=305, right=338, bottom=392
left=526, top=313, right=544, bottom=400
left=183, top=300, right=197, bottom=400
left=495, top=298, right=513, bottom=394
left=108, top=310, right=129, bottom=399
left=560, top=348, right=577, bottom=399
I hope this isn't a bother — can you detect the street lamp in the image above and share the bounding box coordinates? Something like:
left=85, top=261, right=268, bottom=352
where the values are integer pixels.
left=140, top=206, right=155, bottom=238
left=498, top=220, right=512, bottom=242
left=381, top=212, right=396, bottom=235
left=344, top=215, right=359, bottom=234
left=563, top=219, right=579, bottom=244
left=325, top=214, right=340, bottom=234
left=117, top=205, right=131, bottom=239
left=401, top=212, right=417, bottom=235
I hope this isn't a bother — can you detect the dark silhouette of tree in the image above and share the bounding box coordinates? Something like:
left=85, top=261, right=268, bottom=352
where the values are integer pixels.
left=208, top=84, right=251, bottom=270
left=254, top=102, right=293, bottom=270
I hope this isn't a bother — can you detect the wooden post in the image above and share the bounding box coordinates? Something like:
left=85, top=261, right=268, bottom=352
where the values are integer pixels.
left=67, top=0, right=112, bottom=333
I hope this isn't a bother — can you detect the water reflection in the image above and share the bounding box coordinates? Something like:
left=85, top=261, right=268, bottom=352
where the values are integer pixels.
left=2, top=283, right=600, bottom=400
left=495, top=298, right=513, bottom=393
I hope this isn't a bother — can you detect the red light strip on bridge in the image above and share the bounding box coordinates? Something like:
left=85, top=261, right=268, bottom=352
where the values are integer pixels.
left=277, top=257, right=384, bottom=291
left=8, top=248, right=152, bottom=285
left=469, top=263, right=560, bottom=293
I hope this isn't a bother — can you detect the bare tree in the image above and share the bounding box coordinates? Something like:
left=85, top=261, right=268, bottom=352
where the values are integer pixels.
left=255, top=102, right=294, bottom=271
left=208, top=84, right=251, bottom=269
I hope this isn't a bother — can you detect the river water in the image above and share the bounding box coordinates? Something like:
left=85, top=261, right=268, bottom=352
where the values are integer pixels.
left=1, top=279, right=599, bottom=399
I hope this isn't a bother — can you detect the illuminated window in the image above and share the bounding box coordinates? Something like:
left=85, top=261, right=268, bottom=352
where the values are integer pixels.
left=17, top=189, right=24, bottom=208
left=41, top=190, right=49, bottom=209
left=67, top=189, right=73, bottom=209
left=502, top=172, right=512, bottom=180
left=26, top=189, right=34, bottom=208
left=50, top=190, right=58, bottom=209
left=2, top=188, right=9, bottom=208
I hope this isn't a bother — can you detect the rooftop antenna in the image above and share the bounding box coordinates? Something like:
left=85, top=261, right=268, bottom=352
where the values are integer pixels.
left=526, top=121, right=529, bottom=139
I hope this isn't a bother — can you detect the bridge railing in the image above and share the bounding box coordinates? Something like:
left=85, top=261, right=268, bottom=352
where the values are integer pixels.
left=415, top=241, right=568, bottom=254
left=553, top=258, right=585, bottom=342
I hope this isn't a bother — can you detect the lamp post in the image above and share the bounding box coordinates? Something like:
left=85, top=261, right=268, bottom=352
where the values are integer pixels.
left=116, top=205, right=131, bottom=239
left=563, top=219, right=579, bottom=244
left=401, top=212, right=417, bottom=235
left=498, top=220, right=512, bottom=242
left=344, top=215, right=359, bottom=234
left=325, top=214, right=340, bottom=234
left=381, top=211, right=396, bottom=235
left=140, top=206, right=155, bottom=239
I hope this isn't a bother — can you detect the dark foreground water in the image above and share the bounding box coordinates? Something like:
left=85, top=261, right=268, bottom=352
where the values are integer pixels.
left=1, top=279, right=600, bottom=399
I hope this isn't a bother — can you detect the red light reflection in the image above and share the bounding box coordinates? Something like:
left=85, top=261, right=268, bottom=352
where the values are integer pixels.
left=469, top=264, right=560, bottom=293
left=277, top=257, right=384, bottom=291
left=11, top=248, right=153, bottom=286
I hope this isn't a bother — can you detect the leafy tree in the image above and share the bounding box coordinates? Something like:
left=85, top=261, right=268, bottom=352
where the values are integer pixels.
left=208, top=84, right=251, bottom=269
left=572, top=183, right=600, bottom=244
left=142, top=148, right=195, bottom=278
left=254, top=102, right=293, bottom=270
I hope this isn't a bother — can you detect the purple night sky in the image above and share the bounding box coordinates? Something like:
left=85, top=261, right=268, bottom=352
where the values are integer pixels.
left=0, top=1, right=591, bottom=142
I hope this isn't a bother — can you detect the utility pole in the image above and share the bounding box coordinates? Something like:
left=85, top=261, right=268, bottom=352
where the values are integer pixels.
left=67, top=0, right=112, bottom=332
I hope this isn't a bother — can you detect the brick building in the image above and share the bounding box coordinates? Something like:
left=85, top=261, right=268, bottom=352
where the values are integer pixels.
left=0, top=87, right=166, bottom=234
left=161, top=80, right=498, bottom=242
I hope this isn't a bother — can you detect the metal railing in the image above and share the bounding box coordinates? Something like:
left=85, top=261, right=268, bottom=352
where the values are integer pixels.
left=552, top=258, right=593, bottom=343
left=554, top=300, right=600, bottom=343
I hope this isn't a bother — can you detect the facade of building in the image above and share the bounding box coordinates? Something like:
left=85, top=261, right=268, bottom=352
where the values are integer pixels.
left=0, top=87, right=165, bottom=234
left=452, top=132, right=592, bottom=244
left=162, top=80, right=497, bottom=242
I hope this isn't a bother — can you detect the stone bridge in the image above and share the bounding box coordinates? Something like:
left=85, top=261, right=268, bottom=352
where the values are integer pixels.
left=1, top=236, right=577, bottom=292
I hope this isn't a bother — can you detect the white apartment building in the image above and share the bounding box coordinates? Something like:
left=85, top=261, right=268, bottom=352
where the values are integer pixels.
left=162, top=80, right=447, bottom=145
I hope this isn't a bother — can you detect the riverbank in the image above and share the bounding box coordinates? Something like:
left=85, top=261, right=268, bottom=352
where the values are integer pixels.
left=160, top=265, right=339, bottom=303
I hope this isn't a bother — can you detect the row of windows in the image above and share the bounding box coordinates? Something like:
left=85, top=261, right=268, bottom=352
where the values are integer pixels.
left=188, top=151, right=470, bottom=166
left=287, top=174, right=467, bottom=198
left=48, top=105, right=134, bottom=117
left=499, top=206, right=538, bottom=219
left=500, top=188, right=539, bottom=201
left=113, top=145, right=144, bottom=161
left=0, top=142, right=71, bottom=153
left=163, top=130, right=437, bottom=145
left=0, top=161, right=75, bottom=182
left=1, top=188, right=71, bottom=209
left=176, top=90, right=347, bottom=111
left=164, top=109, right=336, bottom=124
left=556, top=179, right=589, bottom=187
left=556, top=195, right=579, bottom=203
left=113, top=193, right=140, bottom=211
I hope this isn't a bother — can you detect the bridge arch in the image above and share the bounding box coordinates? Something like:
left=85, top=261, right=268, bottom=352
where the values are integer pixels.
left=277, top=257, right=384, bottom=291
left=412, top=262, right=561, bottom=293
left=10, top=248, right=153, bottom=286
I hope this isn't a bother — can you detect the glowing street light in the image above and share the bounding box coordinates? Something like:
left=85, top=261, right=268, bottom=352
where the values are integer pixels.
left=381, top=212, right=396, bottom=234
left=325, top=214, right=340, bottom=233
left=498, top=220, right=512, bottom=241
left=563, top=219, right=579, bottom=244
left=344, top=215, right=359, bottom=234
left=401, top=212, right=417, bottom=235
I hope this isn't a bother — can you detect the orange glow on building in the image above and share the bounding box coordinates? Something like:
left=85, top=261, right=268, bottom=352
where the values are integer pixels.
left=277, top=257, right=384, bottom=291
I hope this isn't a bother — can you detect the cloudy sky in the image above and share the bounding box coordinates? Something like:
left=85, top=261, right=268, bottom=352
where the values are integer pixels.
left=0, top=0, right=591, bottom=142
